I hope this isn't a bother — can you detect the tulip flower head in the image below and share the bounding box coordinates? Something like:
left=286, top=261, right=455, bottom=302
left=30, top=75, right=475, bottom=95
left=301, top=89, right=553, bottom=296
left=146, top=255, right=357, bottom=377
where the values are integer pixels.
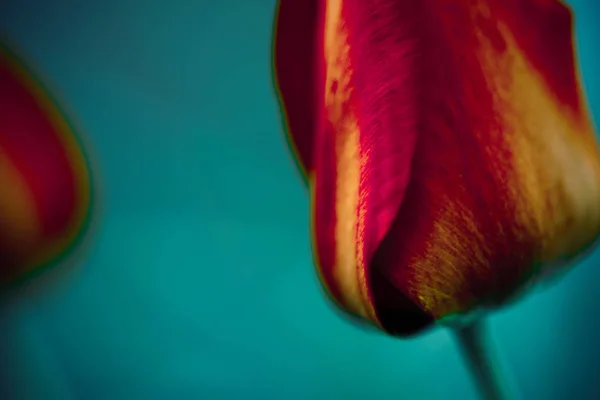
left=0, top=41, right=97, bottom=290
left=273, top=0, right=600, bottom=398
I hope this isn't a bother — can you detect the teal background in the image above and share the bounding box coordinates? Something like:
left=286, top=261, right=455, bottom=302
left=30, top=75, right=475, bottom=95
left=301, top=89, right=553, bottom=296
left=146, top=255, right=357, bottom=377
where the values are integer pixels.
left=0, top=1, right=598, bottom=399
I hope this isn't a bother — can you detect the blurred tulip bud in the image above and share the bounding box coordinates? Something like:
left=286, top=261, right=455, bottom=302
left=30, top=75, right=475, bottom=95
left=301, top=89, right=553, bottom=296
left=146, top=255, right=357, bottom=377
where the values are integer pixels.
left=273, top=0, right=600, bottom=336
left=0, top=41, right=97, bottom=288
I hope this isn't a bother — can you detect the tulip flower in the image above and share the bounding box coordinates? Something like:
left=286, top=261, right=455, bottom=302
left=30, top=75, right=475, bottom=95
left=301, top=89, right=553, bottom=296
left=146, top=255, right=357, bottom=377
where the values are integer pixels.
left=0, top=41, right=97, bottom=289
left=272, top=0, right=600, bottom=398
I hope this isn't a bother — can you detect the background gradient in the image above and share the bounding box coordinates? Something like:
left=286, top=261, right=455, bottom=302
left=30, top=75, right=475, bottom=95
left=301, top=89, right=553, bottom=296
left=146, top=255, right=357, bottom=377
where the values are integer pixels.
left=0, top=0, right=598, bottom=399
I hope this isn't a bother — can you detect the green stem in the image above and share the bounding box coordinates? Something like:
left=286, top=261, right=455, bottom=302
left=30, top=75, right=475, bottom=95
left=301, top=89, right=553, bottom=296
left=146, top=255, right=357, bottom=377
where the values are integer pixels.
left=454, top=320, right=515, bottom=400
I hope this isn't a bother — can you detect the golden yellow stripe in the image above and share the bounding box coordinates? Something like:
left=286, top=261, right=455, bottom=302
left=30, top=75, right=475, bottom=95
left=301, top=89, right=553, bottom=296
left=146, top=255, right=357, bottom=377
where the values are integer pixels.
left=324, top=0, right=376, bottom=322
left=493, top=30, right=600, bottom=263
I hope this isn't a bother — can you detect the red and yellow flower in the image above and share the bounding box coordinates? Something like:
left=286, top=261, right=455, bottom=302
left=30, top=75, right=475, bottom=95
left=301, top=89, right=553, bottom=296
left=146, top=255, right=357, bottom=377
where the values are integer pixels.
left=273, top=0, right=600, bottom=335
left=0, top=42, right=96, bottom=287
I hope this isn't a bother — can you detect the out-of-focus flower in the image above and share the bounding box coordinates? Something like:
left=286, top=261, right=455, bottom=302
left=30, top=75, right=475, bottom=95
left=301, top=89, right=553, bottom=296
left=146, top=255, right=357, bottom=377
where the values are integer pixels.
left=273, top=0, right=600, bottom=336
left=0, top=41, right=97, bottom=288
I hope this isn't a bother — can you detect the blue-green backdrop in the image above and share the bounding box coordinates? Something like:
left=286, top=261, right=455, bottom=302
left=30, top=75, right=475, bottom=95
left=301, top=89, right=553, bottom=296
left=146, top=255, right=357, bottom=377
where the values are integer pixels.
left=0, top=1, right=598, bottom=399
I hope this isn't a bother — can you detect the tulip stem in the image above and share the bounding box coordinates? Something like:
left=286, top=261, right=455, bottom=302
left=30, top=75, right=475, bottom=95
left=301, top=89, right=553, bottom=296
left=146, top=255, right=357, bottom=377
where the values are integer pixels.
left=454, top=320, right=514, bottom=400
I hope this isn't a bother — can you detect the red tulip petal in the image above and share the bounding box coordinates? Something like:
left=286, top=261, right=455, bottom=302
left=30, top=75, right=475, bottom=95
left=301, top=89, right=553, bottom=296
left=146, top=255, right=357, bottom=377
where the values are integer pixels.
left=272, top=0, right=320, bottom=180
left=274, top=0, right=426, bottom=333
left=0, top=43, right=96, bottom=286
left=373, top=0, right=600, bottom=321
